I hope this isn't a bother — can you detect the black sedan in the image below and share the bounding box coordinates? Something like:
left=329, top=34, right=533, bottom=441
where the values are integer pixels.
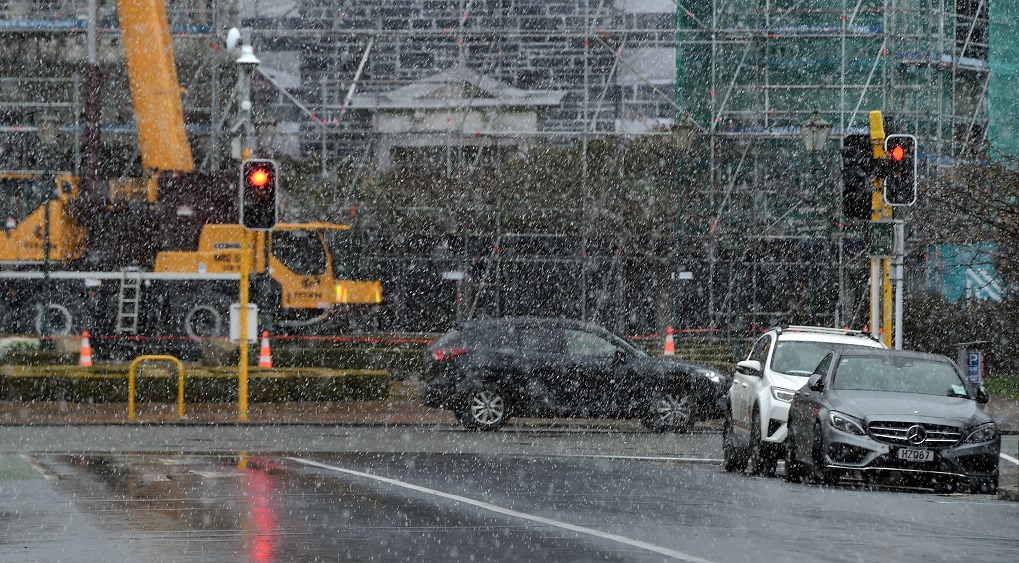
left=422, top=317, right=730, bottom=431
left=785, top=348, right=1000, bottom=493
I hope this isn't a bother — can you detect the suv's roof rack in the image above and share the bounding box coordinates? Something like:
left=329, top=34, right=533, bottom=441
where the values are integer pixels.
left=775, top=325, right=878, bottom=341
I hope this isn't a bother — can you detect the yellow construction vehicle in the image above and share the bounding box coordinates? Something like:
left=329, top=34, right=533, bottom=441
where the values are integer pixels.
left=0, top=0, right=381, bottom=344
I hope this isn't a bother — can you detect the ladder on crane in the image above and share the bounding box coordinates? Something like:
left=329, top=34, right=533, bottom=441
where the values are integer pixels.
left=116, top=267, right=142, bottom=334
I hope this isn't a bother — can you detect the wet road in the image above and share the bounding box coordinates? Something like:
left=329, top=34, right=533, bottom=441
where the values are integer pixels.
left=1, top=426, right=1017, bottom=563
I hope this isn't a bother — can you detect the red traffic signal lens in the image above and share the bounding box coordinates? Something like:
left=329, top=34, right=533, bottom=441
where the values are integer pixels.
left=890, top=145, right=905, bottom=161
left=247, top=168, right=270, bottom=188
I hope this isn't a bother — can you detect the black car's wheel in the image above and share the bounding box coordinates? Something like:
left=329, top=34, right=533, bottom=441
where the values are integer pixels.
left=641, top=389, right=694, bottom=433
left=784, top=430, right=804, bottom=483
left=747, top=407, right=777, bottom=477
left=811, top=422, right=839, bottom=487
left=722, top=405, right=748, bottom=474
left=455, top=383, right=510, bottom=431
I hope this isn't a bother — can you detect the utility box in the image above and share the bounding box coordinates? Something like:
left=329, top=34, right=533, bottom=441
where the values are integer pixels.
left=956, top=341, right=988, bottom=386
left=229, top=304, right=259, bottom=344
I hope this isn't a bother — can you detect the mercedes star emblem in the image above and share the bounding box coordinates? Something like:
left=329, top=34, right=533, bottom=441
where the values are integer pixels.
left=906, top=424, right=927, bottom=445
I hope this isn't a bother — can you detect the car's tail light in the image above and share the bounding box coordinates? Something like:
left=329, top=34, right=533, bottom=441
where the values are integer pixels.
left=431, top=347, right=468, bottom=361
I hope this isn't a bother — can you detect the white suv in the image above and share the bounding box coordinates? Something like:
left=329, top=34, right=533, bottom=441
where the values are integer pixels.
left=723, top=326, right=885, bottom=476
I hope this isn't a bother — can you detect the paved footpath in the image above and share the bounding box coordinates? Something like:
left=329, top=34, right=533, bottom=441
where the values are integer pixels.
left=0, top=382, right=1015, bottom=431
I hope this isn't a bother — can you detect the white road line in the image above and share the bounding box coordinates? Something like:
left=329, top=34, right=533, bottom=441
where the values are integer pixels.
left=1001, top=452, right=1019, bottom=466
left=287, top=456, right=716, bottom=563
left=558, top=454, right=723, bottom=464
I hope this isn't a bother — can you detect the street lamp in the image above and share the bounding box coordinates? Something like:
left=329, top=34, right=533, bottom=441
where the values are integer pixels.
left=799, top=108, right=834, bottom=326
left=670, top=115, right=698, bottom=329
left=800, top=108, right=831, bottom=153
left=36, top=112, right=60, bottom=346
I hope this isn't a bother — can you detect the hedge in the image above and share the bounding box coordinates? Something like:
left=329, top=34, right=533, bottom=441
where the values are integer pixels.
left=200, top=339, right=426, bottom=378
left=0, top=365, right=390, bottom=403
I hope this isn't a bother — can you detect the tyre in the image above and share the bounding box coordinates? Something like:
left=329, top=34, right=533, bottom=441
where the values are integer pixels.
left=747, top=407, right=777, bottom=477
left=784, top=432, right=804, bottom=483
left=175, top=292, right=230, bottom=339
left=722, top=405, right=748, bottom=474
left=811, top=423, right=839, bottom=487
left=455, top=383, right=510, bottom=431
left=641, top=389, right=695, bottom=433
left=34, top=301, right=77, bottom=336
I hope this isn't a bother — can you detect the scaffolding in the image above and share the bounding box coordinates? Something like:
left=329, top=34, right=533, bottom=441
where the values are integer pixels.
left=0, top=0, right=1005, bottom=335
left=674, top=0, right=994, bottom=330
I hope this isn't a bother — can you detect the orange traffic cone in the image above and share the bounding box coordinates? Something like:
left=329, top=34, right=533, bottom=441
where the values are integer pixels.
left=258, top=331, right=273, bottom=369
left=664, top=326, right=675, bottom=356
left=78, top=331, right=93, bottom=367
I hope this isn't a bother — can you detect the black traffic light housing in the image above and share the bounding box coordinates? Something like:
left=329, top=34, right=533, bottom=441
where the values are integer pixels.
left=840, top=134, right=874, bottom=220
left=883, top=134, right=917, bottom=206
left=240, top=159, right=278, bottom=230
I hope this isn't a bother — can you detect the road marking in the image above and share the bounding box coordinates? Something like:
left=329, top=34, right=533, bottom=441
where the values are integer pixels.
left=1001, top=452, right=1019, bottom=466
left=19, top=454, right=57, bottom=480
left=288, top=456, right=716, bottom=563
left=558, top=454, right=723, bottom=464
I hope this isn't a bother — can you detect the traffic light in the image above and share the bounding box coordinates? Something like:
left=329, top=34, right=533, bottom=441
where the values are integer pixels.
left=883, top=134, right=917, bottom=206
left=840, top=134, right=873, bottom=220
left=240, top=159, right=278, bottom=230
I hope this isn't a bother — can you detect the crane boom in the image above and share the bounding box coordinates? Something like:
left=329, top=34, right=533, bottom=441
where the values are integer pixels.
left=116, top=0, right=194, bottom=172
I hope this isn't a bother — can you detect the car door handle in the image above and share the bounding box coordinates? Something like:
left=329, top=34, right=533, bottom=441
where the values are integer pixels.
left=741, top=382, right=747, bottom=388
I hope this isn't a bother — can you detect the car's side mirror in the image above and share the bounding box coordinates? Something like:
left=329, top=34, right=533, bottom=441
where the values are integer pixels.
left=807, top=373, right=824, bottom=392
left=736, top=360, right=763, bottom=377
left=976, top=386, right=989, bottom=404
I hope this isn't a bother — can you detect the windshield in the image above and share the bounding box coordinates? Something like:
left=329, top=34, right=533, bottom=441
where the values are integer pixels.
left=323, top=228, right=372, bottom=280
left=831, top=356, right=969, bottom=397
left=272, top=230, right=327, bottom=276
left=0, top=175, right=48, bottom=224
left=771, top=341, right=846, bottom=376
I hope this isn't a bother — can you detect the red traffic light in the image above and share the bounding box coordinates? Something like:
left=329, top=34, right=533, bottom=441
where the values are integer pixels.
left=247, top=164, right=273, bottom=188
left=890, top=145, right=905, bottom=161
left=247, top=167, right=271, bottom=188
left=240, top=159, right=278, bottom=230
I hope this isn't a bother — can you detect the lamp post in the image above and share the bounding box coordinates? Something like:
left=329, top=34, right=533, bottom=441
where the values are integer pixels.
left=799, top=108, right=833, bottom=325
left=670, top=115, right=697, bottom=330
left=36, top=113, right=60, bottom=347
left=236, top=43, right=261, bottom=160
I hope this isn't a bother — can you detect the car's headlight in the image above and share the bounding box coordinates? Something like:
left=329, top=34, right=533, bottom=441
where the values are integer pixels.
left=697, top=369, right=723, bottom=384
left=829, top=411, right=866, bottom=435
left=964, top=422, right=999, bottom=444
left=771, top=387, right=796, bottom=402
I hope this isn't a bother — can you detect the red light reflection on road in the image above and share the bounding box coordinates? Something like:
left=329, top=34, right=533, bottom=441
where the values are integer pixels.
left=243, top=459, right=279, bottom=562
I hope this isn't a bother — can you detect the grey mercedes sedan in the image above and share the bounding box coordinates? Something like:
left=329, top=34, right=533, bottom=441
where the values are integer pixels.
left=785, top=348, right=1000, bottom=493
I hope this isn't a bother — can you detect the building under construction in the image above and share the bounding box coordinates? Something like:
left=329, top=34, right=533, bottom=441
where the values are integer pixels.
left=1, top=0, right=1016, bottom=335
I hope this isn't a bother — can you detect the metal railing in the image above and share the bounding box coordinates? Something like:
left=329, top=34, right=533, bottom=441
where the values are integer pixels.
left=128, top=354, right=184, bottom=422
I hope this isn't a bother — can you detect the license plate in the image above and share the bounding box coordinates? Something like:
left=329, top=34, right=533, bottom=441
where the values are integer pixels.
left=896, top=448, right=934, bottom=462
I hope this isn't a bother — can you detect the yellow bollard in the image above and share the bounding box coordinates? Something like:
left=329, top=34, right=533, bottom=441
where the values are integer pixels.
left=128, top=355, right=185, bottom=422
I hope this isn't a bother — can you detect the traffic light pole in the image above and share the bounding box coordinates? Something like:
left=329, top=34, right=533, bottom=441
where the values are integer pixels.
left=238, top=230, right=251, bottom=422
left=868, top=111, right=894, bottom=349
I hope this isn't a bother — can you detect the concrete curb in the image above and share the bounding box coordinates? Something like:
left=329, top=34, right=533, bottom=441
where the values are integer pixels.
left=999, top=487, right=1019, bottom=502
